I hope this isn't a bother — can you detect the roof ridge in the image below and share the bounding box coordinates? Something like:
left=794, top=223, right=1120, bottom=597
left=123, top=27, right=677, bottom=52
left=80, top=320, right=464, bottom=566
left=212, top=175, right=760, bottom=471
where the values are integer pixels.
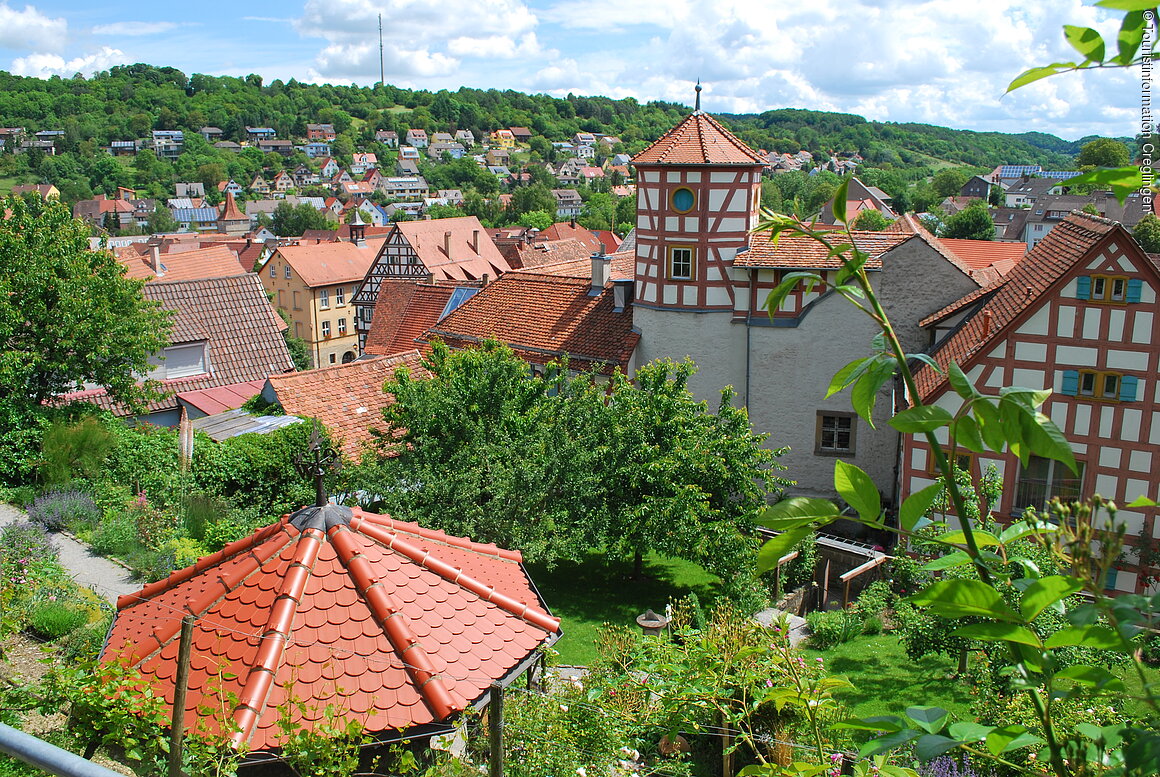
left=230, top=526, right=325, bottom=748
left=352, top=516, right=558, bottom=633
left=328, top=524, right=462, bottom=721
left=355, top=510, right=522, bottom=561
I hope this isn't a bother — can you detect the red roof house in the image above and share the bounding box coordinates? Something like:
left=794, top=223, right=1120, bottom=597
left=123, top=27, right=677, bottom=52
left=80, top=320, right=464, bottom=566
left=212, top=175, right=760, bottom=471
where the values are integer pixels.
left=102, top=503, right=561, bottom=752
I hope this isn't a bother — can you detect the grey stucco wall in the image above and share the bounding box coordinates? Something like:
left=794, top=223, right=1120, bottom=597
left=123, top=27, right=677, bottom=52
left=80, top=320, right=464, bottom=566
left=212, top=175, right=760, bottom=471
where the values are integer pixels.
left=877, top=238, right=981, bottom=354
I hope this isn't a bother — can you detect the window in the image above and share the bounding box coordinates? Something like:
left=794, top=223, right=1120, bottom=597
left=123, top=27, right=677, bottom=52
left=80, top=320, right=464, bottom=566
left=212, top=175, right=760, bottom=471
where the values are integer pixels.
left=284, top=265, right=291, bottom=279
left=816, top=412, right=856, bottom=455
left=667, top=245, right=695, bottom=281
left=1063, top=369, right=1136, bottom=401
left=328, top=353, right=337, bottom=364
left=321, top=320, right=331, bottom=338
left=337, top=317, right=347, bottom=336
left=150, top=342, right=208, bottom=380
left=319, top=289, right=329, bottom=309
left=269, top=264, right=276, bottom=279
left=671, top=187, right=695, bottom=213
left=1014, top=455, right=1085, bottom=512
left=1077, top=275, right=1141, bottom=303
left=927, top=451, right=972, bottom=477
left=336, top=287, right=345, bottom=305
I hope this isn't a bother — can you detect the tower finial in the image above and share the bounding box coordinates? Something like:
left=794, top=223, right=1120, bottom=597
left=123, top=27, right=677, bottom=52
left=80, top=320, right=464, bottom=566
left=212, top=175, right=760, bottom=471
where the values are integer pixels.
left=694, top=79, right=702, bottom=113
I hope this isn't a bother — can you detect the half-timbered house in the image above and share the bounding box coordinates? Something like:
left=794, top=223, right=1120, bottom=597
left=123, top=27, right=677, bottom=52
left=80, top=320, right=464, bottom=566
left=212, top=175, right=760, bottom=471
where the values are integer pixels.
left=901, top=212, right=1160, bottom=592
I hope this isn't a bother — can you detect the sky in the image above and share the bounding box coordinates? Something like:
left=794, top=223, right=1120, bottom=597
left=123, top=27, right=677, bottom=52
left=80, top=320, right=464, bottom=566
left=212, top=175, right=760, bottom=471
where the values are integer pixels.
left=0, top=0, right=1142, bottom=141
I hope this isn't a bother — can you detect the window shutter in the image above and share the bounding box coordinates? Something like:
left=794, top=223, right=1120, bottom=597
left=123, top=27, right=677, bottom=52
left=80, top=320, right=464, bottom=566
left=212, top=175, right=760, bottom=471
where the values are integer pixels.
left=1076, top=276, right=1091, bottom=300
left=1105, top=567, right=1118, bottom=591
left=1127, top=278, right=1143, bottom=303
left=1119, top=374, right=1139, bottom=402
left=1061, top=370, right=1079, bottom=396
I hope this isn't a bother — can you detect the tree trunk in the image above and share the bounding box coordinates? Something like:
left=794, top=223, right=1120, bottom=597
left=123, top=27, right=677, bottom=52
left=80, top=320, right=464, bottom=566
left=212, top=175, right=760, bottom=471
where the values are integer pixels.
left=957, top=647, right=968, bottom=675
left=632, top=549, right=643, bottom=579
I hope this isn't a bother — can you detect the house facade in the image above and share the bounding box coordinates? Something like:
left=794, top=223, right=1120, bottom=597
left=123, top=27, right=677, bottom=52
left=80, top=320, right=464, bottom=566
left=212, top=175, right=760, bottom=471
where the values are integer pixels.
left=901, top=212, right=1160, bottom=593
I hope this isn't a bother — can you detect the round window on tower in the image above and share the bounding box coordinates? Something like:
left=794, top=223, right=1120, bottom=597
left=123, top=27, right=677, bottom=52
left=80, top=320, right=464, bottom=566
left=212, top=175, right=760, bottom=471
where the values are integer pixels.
left=671, top=187, right=695, bottom=213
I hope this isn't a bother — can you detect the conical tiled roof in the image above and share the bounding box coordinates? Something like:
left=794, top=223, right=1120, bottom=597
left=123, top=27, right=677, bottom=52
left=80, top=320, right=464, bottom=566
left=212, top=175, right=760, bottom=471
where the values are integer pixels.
left=102, top=505, right=560, bottom=752
left=219, top=190, right=246, bottom=222
left=632, top=112, right=765, bottom=166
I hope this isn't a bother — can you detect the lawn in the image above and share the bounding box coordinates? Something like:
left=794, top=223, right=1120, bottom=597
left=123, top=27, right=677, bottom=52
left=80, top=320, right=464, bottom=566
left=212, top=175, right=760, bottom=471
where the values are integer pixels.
left=527, top=550, right=719, bottom=666
left=801, top=634, right=976, bottom=719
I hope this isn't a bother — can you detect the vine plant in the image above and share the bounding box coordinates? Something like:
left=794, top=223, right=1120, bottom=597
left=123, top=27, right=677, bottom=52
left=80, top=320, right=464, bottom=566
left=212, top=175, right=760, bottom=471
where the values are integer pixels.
left=747, top=179, right=1159, bottom=777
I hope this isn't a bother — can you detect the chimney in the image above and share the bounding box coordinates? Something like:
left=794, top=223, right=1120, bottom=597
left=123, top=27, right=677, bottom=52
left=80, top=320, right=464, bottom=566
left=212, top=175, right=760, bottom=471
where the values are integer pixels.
left=443, top=230, right=452, bottom=257
left=590, top=252, right=609, bottom=296
left=149, top=244, right=161, bottom=275
left=981, top=310, right=992, bottom=338
left=425, top=272, right=434, bottom=284
left=482, top=273, right=490, bottom=286
left=612, top=279, right=633, bottom=312
left=472, top=229, right=480, bottom=253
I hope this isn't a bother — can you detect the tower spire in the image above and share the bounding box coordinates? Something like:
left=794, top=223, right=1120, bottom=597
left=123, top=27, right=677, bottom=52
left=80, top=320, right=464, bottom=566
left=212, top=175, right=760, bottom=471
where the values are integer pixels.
left=694, top=79, right=702, bottom=113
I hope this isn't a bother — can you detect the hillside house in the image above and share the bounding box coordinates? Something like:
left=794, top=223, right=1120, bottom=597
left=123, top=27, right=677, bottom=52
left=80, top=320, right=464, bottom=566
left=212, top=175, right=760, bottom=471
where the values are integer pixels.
left=306, top=123, right=336, bottom=141
left=405, top=129, right=429, bottom=148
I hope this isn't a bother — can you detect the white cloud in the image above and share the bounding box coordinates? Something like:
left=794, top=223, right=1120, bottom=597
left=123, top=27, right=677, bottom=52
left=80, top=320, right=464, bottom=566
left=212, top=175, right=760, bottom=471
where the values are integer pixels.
left=90, top=21, right=178, bottom=37
left=10, top=46, right=126, bottom=78
left=0, top=3, right=66, bottom=52
left=295, top=0, right=540, bottom=82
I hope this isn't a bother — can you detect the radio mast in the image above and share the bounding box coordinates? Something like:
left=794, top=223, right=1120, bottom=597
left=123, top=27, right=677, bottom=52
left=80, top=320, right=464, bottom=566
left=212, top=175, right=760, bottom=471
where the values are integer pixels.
left=378, top=14, right=385, bottom=87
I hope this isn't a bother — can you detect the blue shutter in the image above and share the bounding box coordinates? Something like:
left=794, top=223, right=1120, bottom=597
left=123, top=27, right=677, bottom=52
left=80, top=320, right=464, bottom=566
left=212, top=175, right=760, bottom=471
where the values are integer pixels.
left=1127, top=278, right=1143, bottom=303
left=1119, top=374, right=1139, bottom=402
left=1105, top=568, right=1119, bottom=591
left=1061, top=370, right=1079, bottom=396
left=1076, top=276, right=1091, bottom=300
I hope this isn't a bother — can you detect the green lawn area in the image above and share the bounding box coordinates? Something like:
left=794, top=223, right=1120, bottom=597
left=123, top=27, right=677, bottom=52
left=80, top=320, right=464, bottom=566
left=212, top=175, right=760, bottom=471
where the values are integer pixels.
left=0, top=176, right=28, bottom=194
left=801, top=634, right=975, bottom=719
left=528, top=550, right=719, bottom=666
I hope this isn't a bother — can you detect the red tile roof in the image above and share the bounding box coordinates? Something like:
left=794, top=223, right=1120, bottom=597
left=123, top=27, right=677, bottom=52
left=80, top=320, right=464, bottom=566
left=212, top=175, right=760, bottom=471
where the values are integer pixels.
left=177, top=379, right=265, bottom=416
left=632, top=112, right=766, bottom=166
left=118, top=244, right=249, bottom=282
left=392, top=217, right=510, bottom=282
left=364, top=280, right=463, bottom=357
left=915, top=212, right=1120, bottom=399
left=266, top=352, right=431, bottom=460
left=537, top=222, right=603, bottom=252
left=506, top=238, right=594, bottom=270
left=59, top=274, right=294, bottom=416
left=734, top=230, right=913, bottom=269
left=219, top=191, right=245, bottom=222
left=103, top=504, right=560, bottom=752
left=940, top=239, right=1026, bottom=276
left=425, top=272, right=638, bottom=374
left=276, top=241, right=378, bottom=287
left=533, top=250, right=635, bottom=281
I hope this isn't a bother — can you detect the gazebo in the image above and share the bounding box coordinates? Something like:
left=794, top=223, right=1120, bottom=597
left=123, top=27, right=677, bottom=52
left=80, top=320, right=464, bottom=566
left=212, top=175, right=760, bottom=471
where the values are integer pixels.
left=101, top=504, right=561, bottom=752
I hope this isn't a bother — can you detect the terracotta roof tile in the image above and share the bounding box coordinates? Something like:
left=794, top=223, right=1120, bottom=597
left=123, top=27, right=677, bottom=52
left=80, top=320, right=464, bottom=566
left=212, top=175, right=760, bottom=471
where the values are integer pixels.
left=118, top=244, right=249, bottom=282
left=103, top=505, right=559, bottom=752
left=364, top=280, right=465, bottom=357
left=276, top=241, right=379, bottom=287
left=632, top=112, right=765, bottom=166
left=391, top=217, right=510, bottom=281
left=734, top=229, right=913, bottom=269
left=939, top=239, right=1027, bottom=275
left=266, top=352, right=430, bottom=460
left=60, top=275, right=293, bottom=416
left=537, top=222, right=603, bottom=252
left=532, top=250, right=635, bottom=281
left=425, top=272, right=638, bottom=374
left=915, top=212, right=1119, bottom=399
left=506, top=238, right=594, bottom=270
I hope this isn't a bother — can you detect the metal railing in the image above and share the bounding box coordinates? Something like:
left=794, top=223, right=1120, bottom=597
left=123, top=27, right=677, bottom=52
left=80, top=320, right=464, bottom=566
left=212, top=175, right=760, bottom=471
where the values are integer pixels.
left=0, top=723, right=126, bottom=777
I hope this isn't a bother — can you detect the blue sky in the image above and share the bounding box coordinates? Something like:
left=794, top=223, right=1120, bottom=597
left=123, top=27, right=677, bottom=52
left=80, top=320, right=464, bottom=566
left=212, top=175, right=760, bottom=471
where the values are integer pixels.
left=0, top=1, right=1140, bottom=140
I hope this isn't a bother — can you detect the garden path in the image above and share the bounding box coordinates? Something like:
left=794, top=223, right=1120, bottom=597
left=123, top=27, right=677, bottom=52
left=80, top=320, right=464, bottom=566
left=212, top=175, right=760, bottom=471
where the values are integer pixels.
left=0, top=503, right=139, bottom=604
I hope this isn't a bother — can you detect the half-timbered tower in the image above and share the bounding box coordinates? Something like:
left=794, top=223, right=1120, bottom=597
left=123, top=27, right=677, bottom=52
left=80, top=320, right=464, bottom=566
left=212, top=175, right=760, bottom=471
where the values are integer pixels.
left=630, top=104, right=980, bottom=501
left=352, top=217, right=509, bottom=352
left=903, top=212, right=1160, bottom=593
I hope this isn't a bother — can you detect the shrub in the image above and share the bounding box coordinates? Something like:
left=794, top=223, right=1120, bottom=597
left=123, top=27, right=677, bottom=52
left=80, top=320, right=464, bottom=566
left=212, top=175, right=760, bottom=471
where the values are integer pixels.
left=855, top=579, right=896, bottom=620
left=39, top=417, right=115, bottom=487
left=26, top=489, right=100, bottom=533
left=201, top=504, right=267, bottom=552
left=163, top=536, right=209, bottom=570
left=805, top=608, right=863, bottom=649
left=90, top=510, right=138, bottom=557
left=0, top=485, right=38, bottom=508
left=862, top=615, right=883, bottom=636
left=179, top=491, right=230, bottom=542
left=59, top=613, right=113, bottom=662
left=28, top=602, right=89, bottom=640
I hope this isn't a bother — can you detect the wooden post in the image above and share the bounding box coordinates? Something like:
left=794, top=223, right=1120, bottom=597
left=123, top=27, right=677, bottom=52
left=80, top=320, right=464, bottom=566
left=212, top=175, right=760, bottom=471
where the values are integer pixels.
left=822, top=559, right=831, bottom=609
left=720, top=712, right=733, bottom=777
left=168, top=615, right=195, bottom=777
left=488, top=683, right=504, bottom=777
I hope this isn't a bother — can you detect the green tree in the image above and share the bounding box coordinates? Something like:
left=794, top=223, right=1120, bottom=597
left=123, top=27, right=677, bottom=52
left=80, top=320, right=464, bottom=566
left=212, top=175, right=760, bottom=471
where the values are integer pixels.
left=1076, top=137, right=1130, bottom=168
left=850, top=209, right=889, bottom=231
left=271, top=202, right=332, bottom=236
left=509, top=183, right=556, bottom=217
left=0, top=195, right=172, bottom=482
left=517, top=210, right=553, bottom=230
left=940, top=200, right=993, bottom=240
left=146, top=203, right=178, bottom=234
left=931, top=167, right=971, bottom=198
left=579, top=192, right=615, bottom=230
left=1133, top=213, right=1160, bottom=253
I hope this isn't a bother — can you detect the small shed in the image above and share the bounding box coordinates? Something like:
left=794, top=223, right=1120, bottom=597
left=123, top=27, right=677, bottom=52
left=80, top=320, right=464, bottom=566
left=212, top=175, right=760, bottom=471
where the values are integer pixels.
left=102, top=504, right=560, bottom=752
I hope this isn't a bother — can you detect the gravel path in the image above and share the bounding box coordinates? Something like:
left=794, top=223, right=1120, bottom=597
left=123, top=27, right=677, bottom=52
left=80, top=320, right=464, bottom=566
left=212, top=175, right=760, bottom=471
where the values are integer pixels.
left=0, top=502, right=140, bottom=604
